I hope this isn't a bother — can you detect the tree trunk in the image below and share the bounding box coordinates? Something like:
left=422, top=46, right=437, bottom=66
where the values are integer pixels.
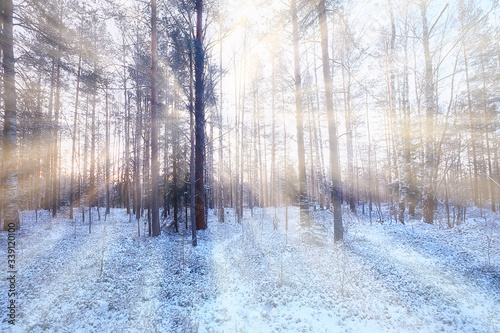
left=312, top=49, right=326, bottom=210
left=70, top=51, right=82, bottom=220
left=122, top=29, right=131, bottom=215
left=134, top=74, right=142, bottom=222
left=218, top=30, right=224, bottom=222
left=239, top=48, right=246, bottom=222
left=172, top=106, right=179, bottom=232
left=291, top=0, right=308, bottom=214
left=342, top=65, right=355, bottom=213
left=256, top=87, right=264, bottom=207
left=194, top=0, right=206, bottom=230
left=318, top=0, right=343, bottom=241
left=233, top=56, right=239, bottom=218
left=421, top=2, right=435, bottom=224
left=271, top=58, right=276, bottom=207
left=481, top=54, right=495, bottom=212
left=189, top=39, right=197, bottom=245
left=83, top=96, right=89, bottom=222
left=307, top=95, right=315, bottom=207
left=366, top=94, right=372, bottom=224
left=150, top=0, right=160, bottom=236
left=89, top=85, right=97, bottom=234
left=52, top=8, right=62, bottom=218
left=44, top=61, right=54, bottom=212
left=1, top=0, right=19, bottom=230
left=106, top=86, right=111, bottom=215
left=143, top=99, right=151, bottom=235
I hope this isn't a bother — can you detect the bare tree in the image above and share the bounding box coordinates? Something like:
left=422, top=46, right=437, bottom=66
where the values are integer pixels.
left=194, top=0, right=207, bottom=230
left=318, top=0, right=342, bottom=241
left=1, top=0, right=19, bottom=230
left=151, top=0, right=160, bottom=236
left=291, top=0, right=308, bottom=217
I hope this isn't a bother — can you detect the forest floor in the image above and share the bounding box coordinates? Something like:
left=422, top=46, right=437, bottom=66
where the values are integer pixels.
left=0, top=205, right=499, bottom=332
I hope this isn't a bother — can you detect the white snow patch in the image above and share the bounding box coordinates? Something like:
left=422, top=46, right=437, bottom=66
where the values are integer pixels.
left=0, top=206, right=498, bottom=332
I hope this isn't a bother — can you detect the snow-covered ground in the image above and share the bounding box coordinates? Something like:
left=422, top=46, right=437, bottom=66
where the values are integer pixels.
left=1, top=206, right=499, bottom=332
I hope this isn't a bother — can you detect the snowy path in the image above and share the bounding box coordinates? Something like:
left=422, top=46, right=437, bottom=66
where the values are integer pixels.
left=344, top=214, right=500, bottom=332
left=196, top=207, right=500, bottom=332
left=1, top=207, right=499, bottom=332
left=0, top=209, right=213, bottom=332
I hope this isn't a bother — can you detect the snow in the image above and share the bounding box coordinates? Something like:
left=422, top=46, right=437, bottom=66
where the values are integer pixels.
left=1, top=206, right=499, bottom=332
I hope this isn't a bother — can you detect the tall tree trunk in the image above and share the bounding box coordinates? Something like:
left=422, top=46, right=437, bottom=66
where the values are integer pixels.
left=421, top=2, right=435, bottom=224
left=291, top=0, right=308, bottom=214
left=44, top=60, right=55, bottom=211
left=150, top=0, right=160, bottom=236
left=208, top=92, right=214, bottom=212
left=239, top=45, right=246, bottom=222
left=70, top=51, right=82, bottom=220
left=271, top=58, right=276, bottom=207
left=143, top=102, right=151, bottom=235
left=366, top=94, right=372, bottom=224
left=256, top=87, right=264, bottom=207
left=189, top=40, right=197, bottom=245
left=194, top=0, right=206, bottom=230
left=113, top=110, right=120, bottom=209
left=163, top=101, right=169, bottom=218
left=218, top=30, right=224, bottom=222
left=251, top=95, right=257, bottom=211
left=402, top=19, right=414, bottom=216
left=105, top=85, right=111, bottom=215
left=2, top=0, right=19, bottom=230
left=233, top=56, right=239, bottom=217
left=318, top=0, right=343, bottom=241
left=262, top=107, right=269, bottom=207
left=134, top=75, right=142, bottom=222
left=481, top=54, right=495, bottom=212
left=307, top=95, right=315, bottom=206
left=282, top=88, right=289, bottom=239
left=388, top=0, right=404, bottom=223
left=342, top=65, right=355, bottom=212
left=83, top=96, right=89, bottom=222
left=312, top=49, right=326, bottom=209
left=52, top=7, right=62, bottom=218
left=463, top=48, right=478, bottom=206
left=35, top=74, right=43, bottom=215
left=240, top=68, right=245, bottom=220
left=89, top=86, right=96, bottom=234
left=122, top=29, right=131, bottom=215
left=172, top=95, right=179, bottom=232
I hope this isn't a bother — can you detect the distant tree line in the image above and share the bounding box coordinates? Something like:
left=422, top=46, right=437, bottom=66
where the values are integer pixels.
left=1, top=0, right=499, bottom=243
